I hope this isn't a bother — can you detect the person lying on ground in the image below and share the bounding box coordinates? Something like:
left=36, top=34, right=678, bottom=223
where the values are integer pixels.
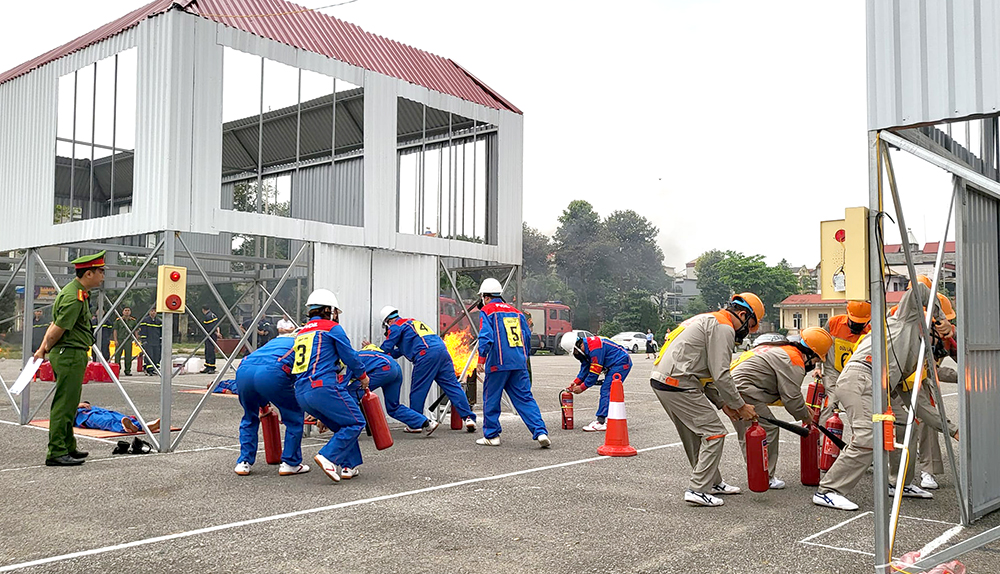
left=75, top=401, right=160, bottom=434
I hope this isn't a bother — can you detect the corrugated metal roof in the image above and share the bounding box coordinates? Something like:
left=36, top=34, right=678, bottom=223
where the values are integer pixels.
left=778, top=291, right=905, bottom=307
left=0, top=0, right=520, bottom=114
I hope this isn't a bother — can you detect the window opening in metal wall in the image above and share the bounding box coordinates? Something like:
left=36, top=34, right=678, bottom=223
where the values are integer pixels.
left=396, top=97, right=496, bottom=243
left=220, top=47, right=364, bottom=230
left=53, top=48, right=136, bottom=224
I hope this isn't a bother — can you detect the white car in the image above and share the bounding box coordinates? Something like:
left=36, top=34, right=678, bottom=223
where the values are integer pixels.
left=558, top=330, right=595, bottom=354
left=611, top=331, right=658, bottom=354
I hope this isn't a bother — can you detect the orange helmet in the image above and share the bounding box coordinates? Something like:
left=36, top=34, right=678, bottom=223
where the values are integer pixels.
left=907, top=275, right=932, bottom=290
left=732, top=292, right=764, bottom=333
left=846, top=301, right=871, bottom=323
left=800, top=327, right=834, bottom=358
left=936, top=293, right=956, bottom=321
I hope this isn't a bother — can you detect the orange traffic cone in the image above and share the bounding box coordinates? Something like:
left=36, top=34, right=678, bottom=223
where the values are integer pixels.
left=597, top=373, right=637, bottom=457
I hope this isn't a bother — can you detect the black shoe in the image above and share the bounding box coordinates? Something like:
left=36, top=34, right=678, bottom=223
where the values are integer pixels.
left=123, top=372, right=132, bottom=377
left=45, top=455, right=84, bottom=466
left=69, top=450, right=88, bottom=459
left=201, top=368, right=216, bottom=374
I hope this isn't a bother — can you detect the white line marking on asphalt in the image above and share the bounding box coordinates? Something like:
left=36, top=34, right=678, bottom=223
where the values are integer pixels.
left=800, top=511, right=873, bottom=543
left=916, top=524, right=964, bottom=556
left=941, top=393, right=957, bottom=397
left=0, top=419, right=116, bottom=444
left=899, top=515, right=961, bottom=526
left=0, top=440, right=687, bottom=572
left=800, top=541, right=875, bottom=557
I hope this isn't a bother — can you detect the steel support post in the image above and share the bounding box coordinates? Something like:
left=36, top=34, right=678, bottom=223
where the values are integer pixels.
left=159, top=232, right=175, bottom=452
left=176, top=233, right=250, bottom=352
left=18, top=250, right=35, bottom=424
left=870, top=132, right=892, bottom=574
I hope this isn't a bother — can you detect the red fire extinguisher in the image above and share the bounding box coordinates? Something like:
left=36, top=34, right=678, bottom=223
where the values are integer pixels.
left=805, top=378, right=825, bottom=424
left=361, top=389, right=394, bottom=450
left=801, top=423, right=822, bottom=486
left=260, top=405, right=282, bottom=465
left=560, top=388, right=574, bottom=430
left=746, top=421, right=769, bottom=492
left=820, top=410, right=844, bottom=471
left=450, top=403, right=463, bottom=430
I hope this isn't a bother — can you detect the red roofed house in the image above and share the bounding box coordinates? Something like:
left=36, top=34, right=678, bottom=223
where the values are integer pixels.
left=776, top=292, right=905, bottom=337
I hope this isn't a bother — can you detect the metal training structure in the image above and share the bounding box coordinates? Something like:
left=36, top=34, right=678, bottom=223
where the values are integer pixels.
left=0, top=0, right=523, bottom=452
left=867, top=1, right=1000, bottom=571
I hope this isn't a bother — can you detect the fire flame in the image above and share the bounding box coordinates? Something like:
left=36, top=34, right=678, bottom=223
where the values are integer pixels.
left=443, top=329, right=478, bottom=378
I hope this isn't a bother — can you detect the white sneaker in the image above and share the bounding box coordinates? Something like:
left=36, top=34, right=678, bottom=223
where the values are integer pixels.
left=313, top=454, right=340, bottom=483
left=423, top=419, right=441, bottom=436
left=889, top=484, right=934, bottom=499
left=768, top=477, right=786, bottom=490
left=476, top=436, right=501, bottom=446
left=402, top=426, right=423, bottom=434
left=684, top=489, right=724, bottom=507
left=921, top=472, right=939, bottom=490
left=465, top=417, right=477, bottom=433
left=340, top=466, right=360, bottom=480
left=234, top=461, right=251, bottom=476
left=278, top=462, right=310, bottom=476
left=582, top=420, right=607, bottom=432
left=813, top=491, right=859, bottom=511
left=710, top=481, right=742, bottom=495
left=537, top=434, right=551, bottom=448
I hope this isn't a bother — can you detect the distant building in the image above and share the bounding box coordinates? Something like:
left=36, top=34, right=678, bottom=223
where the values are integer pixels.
left=671, top=259, right=701, bottom=313
left=882, top=238, right=956, bottom=293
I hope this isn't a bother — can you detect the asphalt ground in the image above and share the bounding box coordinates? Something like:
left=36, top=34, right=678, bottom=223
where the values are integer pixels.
left=0, top=354, right=997, bottom=573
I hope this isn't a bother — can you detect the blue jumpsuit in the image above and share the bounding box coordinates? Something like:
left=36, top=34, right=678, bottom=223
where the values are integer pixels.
left=477, top=301, right=547, bottom=439
left=235, top=336, right=304, bottom=466
left=381, top=317, right=476, bottom=422
left=212, top=379, right=239, bottom=394
left=572, top=336, right=632, bottom=420
left=75, top=405, right=141, bottom=433
left=348, top=350, right=428, bottom=429
left=292, top=319, right=368, bottom=469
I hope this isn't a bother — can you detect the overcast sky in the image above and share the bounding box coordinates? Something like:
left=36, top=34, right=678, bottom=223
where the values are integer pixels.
left=1, top=0, right=958, bottom=270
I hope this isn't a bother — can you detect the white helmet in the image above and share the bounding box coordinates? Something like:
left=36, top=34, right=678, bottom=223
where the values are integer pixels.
left=479, top=278, right=503, bottom=296
left=559, top=332, right=581, bottom=355
left=306, top=289, right=340, bottom=311
left=379, top=305, right=399, bottom=325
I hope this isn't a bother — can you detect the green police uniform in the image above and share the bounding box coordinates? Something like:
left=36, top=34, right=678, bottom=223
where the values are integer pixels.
left=46, top=251, right=104, bottom=461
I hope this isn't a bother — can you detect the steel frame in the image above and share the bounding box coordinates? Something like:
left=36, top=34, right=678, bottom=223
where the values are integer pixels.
left=869, top=128, right=1000, bottom=573
left=0, top=231, right=312, bottom=454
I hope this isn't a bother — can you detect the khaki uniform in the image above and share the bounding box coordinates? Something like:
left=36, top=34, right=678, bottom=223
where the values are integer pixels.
left=916, top=360, right=959, bottom=475
left=47, top=279, right=94, bottom=459
left=650, top=311, right=745, bottom=492
left=820, top=314, right=870, bottom=425
left=820, top=284, right=945, bottom=496
left=731, top=345, right=811, bottom=477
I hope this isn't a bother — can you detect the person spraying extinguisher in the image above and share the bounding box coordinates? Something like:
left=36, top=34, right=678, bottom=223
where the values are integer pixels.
left=349, top=345, right=439, bottom=435
left=233, top=333, right=309, bottom=477
left=730, top=327, right=834, bottom=490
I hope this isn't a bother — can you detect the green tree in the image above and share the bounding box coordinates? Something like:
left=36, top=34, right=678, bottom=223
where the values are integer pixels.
left=553, top=200, right=613, bottom=331
left=522, top=223, right=552, bottom=278
left=604, top=210, right=670, bottom=296
left=715, top=253, right=798, bottom=326
left=695, top=249, right=729, bottom=309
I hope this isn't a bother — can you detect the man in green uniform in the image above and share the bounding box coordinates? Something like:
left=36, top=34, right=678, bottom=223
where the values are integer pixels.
left=33, top=251, right=106, bottom=466
left=113, top=306, right=138, bottom=376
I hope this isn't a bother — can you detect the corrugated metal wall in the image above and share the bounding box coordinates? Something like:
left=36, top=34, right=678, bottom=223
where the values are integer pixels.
left=290, top=159, right=364, bottom=226
left=956, top=182, right=1000, bottom=519
left=868, top=0, right=1000, bottom=130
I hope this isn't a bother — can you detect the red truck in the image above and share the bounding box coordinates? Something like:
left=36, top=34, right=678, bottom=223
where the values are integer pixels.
left=439, top=296, right=471, bottom=333
left=523, top=302, right=573, bottom=354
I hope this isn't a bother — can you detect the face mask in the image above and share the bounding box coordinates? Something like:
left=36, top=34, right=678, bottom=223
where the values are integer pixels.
left=573, top=347, right=588, bottom=364
left=733, top=313, right=751, bottom=345
left=476, top=297, right=485, bottom=310
left=848, top=320, right=866, bottom=335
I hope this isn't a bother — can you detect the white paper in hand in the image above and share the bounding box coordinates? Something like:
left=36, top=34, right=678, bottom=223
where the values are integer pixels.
left=11, top=357, right=43, bottom=395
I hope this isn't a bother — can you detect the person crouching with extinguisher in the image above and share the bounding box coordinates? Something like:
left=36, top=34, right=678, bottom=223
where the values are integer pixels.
left=649, top=293, right=762, bottom=507
left=814, top=281, right=953, bottom=511
left=233, top=332, right=309, bottom=477
left=563, top=335, right=632, bottom=432
left=730, top=327, right=833, bottom=489
left=292, top=289, right=370, bottom=482
left=349, top=344, right=440, bottom=435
